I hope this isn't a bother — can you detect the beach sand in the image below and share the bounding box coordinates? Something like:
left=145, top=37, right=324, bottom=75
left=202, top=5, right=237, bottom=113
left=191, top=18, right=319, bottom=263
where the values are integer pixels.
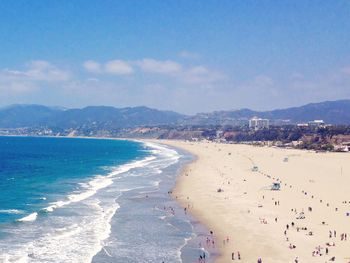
left=160, top=140, right=350, bottom=263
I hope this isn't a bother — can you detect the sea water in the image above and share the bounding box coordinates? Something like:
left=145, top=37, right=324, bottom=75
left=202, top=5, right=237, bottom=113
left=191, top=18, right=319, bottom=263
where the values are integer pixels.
left=0, top=136, right=214, bottom=262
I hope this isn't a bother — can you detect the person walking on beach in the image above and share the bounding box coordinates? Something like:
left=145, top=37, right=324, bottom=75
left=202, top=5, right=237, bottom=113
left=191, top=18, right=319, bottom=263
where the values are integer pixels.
left=257, top=258, right=262, bottom=263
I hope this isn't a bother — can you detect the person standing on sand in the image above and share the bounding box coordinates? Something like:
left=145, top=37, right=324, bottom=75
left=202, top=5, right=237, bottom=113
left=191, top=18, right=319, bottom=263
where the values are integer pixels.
left=232, top=252, right=234, bottom=260
left=257, top=258, right=262, bottom=263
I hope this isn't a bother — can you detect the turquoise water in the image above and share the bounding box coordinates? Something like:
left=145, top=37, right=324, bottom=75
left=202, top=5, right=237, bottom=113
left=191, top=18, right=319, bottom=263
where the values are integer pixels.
left=0, top=137, right=146, bottom=223
left=0, top=136, right=214, bottom=262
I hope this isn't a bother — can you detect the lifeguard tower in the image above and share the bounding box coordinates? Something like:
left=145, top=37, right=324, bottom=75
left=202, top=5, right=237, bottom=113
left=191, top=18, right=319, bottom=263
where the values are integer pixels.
left=271, top=182, right=281, bottom=191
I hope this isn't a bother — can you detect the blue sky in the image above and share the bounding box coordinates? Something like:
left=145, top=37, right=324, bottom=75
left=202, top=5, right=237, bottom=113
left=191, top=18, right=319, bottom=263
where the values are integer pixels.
left=0, top=0, right=349, bottom=114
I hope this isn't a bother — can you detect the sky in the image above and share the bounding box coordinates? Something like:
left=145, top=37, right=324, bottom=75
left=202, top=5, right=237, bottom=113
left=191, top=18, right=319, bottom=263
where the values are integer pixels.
left=0, top=0, right=349, bottom=114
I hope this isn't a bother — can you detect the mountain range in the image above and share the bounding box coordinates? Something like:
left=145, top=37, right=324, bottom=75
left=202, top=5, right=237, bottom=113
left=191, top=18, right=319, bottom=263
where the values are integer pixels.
left=1, top=100, right=350, bottom=129
left=0, top=105, right=184, bottom=129
left=184, top=100, right=350, bottom=126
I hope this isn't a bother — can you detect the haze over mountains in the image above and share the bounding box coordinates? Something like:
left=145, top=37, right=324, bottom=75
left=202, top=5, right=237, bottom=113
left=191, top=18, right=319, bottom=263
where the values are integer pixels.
left=1, top=100, right=350, bottom=129
left=186, top=100, right=350, bottom=126
left=0, top=105, right=185, bottom=129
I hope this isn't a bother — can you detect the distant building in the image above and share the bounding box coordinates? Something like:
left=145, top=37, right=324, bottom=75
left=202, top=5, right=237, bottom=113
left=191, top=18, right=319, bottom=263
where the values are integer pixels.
left=297, top=123, right=309, bottom=127
left=308, top=120, right=325, bottom=127
left=249, top=117, right=269, bottom=130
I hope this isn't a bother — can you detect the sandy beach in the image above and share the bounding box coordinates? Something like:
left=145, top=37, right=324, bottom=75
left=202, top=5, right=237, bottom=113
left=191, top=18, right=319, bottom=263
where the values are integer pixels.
left=160, top=140, right=350, bottom=263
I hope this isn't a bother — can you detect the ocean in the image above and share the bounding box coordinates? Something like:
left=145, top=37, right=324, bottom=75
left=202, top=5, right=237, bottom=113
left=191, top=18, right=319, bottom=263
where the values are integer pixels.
left=0, top=136, right=214, bottom=262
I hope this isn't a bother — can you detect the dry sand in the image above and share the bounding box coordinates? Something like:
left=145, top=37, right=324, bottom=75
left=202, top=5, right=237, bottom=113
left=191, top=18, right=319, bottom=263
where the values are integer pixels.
left=160, top=140, right=350, bottom=263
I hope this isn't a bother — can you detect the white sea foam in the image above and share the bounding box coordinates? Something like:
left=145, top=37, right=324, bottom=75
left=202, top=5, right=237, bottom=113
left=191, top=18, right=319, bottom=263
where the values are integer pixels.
left=43, top=201, right=118, bottom=262
left=0, top=209, right=24, bottom=214
left=3, top=201, right=120, bottom=263
left=2, top=140, right=183, bottom=262
left=17, top=212, right=37, bottom=222
left=0, top=253, right=29, bottom=263
left=67, top=177, right=113, bottom=203
left=107, top=156, right=157, bottom=177
left=41, top=156, right=157, bottom=214
left=152, top=180, right=161, bottom=187
left=142, top=141, right=180, bottom=164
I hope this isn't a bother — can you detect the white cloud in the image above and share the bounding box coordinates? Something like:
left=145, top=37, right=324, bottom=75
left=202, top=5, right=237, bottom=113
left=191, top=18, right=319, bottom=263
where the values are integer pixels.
left=0, top=60, right=70, bottom=93
left=136, top=58, right=182, bottom=75
left=82, top=57, right=226, bottom=85
left=83, top=60, right=134, bottom=75
left=3, top=60, right=70, bottom=82
left=104, top=60, right=134, bottom=75
left=83, top=60, right=101, bottom=73
left=0, top=78, right=38, bottom=93
left=182, top=66, right=226, bottom=84
left=27, top=61, right=70, bottom=82
left=135, top=58, right=226, bottom=84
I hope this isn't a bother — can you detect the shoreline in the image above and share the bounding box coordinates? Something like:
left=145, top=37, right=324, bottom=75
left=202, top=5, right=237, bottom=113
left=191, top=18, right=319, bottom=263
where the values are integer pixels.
left=1, top=137, right=203, bottom=262
left=3, top=135, right=350, bottom=261
left=144, top=139, right=220, bottom=262
left=155, top=140, right=227, bottom=262
left=158, top=139, right=350, bottom=262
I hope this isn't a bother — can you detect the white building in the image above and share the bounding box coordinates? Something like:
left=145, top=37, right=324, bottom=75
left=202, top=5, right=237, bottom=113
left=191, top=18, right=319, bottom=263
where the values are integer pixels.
left=297, top=123, right=309, bottom=127
left=249, top=117, right=269, bottom=130
left=308, top=120, right=324, bottom=127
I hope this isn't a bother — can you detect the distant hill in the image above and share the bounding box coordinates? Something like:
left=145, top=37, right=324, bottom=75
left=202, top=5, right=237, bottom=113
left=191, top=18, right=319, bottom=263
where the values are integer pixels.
left=185, top=100, right=350, bottom=125
left=0, top=105, right=185, bottom=128
left=260, top=100, right=350, bottom=124
left=0, top=105, right=61, bottom=128
left=1, top=100, right=350, bottom=129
